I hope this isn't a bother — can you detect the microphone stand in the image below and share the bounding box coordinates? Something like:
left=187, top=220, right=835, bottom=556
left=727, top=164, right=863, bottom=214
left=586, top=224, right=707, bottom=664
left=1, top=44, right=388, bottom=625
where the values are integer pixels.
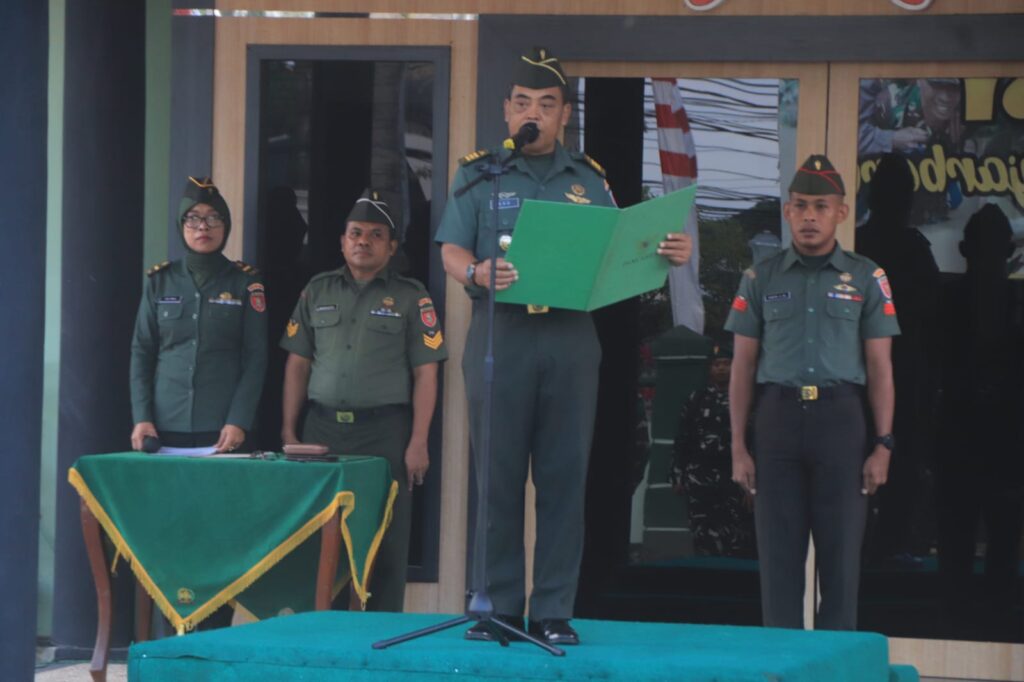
left=373, top=136, right=564, bottom=657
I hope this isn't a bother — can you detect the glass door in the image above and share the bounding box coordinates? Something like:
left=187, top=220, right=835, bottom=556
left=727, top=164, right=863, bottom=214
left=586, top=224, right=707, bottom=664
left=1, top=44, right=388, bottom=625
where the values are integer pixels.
left=553, top=62, right=829, bottom=628
left=828, top=62, right=1024, bottom=681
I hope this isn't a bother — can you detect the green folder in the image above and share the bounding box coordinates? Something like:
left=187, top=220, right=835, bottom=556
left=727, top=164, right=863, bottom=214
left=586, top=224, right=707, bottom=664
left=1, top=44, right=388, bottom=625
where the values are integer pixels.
left=494, top=185, right=698, bottom=311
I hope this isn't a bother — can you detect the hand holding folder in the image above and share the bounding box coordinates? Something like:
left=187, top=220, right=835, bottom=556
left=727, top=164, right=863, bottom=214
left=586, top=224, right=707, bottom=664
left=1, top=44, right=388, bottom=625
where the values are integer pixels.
left=494, top=185, right=698, bottom=311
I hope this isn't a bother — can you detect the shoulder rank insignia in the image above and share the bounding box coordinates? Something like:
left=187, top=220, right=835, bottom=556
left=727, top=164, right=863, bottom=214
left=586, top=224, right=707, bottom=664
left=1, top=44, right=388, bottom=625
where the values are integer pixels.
left=234, top=260, right=260, bottom=276
left=147, top=261, right=170, bottom=277
left=459, top=149, right=492, bottom=166
left=581, top=153, right=606, bottom=178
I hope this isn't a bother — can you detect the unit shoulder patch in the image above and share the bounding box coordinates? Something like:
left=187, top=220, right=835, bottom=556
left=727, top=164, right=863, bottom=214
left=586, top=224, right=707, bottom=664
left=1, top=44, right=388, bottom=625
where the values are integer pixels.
left=459, top=149, right=493, bottom=166
left=146, top=261, right=171, bottom=277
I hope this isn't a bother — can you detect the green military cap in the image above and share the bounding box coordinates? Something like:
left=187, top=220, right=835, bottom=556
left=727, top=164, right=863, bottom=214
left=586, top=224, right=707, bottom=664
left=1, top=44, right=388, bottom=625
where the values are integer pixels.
left=789, top=154, right=846, bottom=196
left=511, top=46, right=568, bottom=90
left=178, top=176, right=232, bottom=228
left=346, top=188, right=397, bottom=238
left=711, top=342, right=733, bottom=360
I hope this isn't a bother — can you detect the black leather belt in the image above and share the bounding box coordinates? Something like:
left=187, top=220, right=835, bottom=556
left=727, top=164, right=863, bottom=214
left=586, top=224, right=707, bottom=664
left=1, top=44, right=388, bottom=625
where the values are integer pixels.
left=309, top=401, right=408, bottom=424
left=759, top=383, right=864, bottom=402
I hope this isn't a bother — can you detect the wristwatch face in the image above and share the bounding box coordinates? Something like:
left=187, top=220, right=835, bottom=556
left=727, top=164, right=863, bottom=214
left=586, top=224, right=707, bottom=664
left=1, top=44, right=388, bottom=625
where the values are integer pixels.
left=466, top=262, right=476, bottom=283
left=877, top=434, right=895, bottom=450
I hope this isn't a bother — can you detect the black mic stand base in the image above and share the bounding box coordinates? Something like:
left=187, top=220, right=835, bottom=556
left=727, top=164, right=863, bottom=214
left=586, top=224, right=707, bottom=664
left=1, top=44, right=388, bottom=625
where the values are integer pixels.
left=371, top=592, right=565, bottom=656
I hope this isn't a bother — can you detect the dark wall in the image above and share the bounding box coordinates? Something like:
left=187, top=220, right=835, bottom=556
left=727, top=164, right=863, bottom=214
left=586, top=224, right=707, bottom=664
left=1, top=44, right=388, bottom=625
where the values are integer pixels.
left=168, top=1, right=215, bottom=260
left=577, top=78, right=647, bottom=612
left=51, top=0, right=146, bottom=654
left=0, top=2, right=48, bottom=678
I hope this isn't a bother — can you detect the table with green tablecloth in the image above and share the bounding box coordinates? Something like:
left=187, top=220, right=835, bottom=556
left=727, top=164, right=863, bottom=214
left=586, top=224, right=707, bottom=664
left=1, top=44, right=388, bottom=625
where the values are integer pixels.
left=69, top=452, right=397, bottom=681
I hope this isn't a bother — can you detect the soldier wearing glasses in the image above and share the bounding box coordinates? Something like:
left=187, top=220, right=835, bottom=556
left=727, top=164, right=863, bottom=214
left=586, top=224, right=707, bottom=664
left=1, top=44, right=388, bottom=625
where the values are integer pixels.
left=726, top=155, right=899, bottom=630
left=130, top=176, right=268, bottom=454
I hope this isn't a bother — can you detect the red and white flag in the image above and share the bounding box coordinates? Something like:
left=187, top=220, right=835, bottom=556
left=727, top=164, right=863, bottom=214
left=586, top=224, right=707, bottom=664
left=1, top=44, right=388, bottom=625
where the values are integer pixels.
left=652, top=77, right=704, bottom=333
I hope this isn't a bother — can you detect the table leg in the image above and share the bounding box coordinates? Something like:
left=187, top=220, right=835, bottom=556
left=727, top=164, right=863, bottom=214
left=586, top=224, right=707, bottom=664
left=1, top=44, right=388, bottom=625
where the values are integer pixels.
left=315, top=508, right=342, bottom=610
left=80, top=500, right=111, bottom=682
left=134, top=580, right=152, bottom=642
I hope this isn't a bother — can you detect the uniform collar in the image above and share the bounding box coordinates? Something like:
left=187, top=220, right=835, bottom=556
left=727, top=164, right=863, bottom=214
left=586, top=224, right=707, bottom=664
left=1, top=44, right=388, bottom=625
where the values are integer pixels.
left=781, top=242, right=852, bottom=272
left=504, top=140, right=576, bottom=181
left=340, top=264, right=392, bottom=286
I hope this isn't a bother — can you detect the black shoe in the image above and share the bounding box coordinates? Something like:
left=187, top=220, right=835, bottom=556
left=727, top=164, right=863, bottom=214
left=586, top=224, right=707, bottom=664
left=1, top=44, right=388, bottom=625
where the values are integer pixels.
left=464, top=615, right=525, bottom=642
left=527, top=618, right=579, bottom=645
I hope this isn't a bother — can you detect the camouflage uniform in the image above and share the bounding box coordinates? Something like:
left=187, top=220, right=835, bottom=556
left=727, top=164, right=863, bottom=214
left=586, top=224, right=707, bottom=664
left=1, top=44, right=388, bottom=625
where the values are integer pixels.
left=670, top=384, right=754, bottom=558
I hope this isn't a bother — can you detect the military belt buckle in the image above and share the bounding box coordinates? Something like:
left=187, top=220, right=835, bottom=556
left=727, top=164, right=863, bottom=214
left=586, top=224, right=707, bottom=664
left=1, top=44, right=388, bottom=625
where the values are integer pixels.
left=799, top=386, right=819, bottom=401
left=336, top=411, right=355, bottom=424
left=527, top=304, right=550, bottom=315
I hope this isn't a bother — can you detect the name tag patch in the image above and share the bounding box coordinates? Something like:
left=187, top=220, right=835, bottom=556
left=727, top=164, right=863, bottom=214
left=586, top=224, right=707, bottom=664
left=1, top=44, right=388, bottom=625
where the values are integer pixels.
left=157, top=296, right=182, bottom=304
left=315, top=304, right=337, bottom=313
left=490, top=198, right=521, bottom=210
left=764, top=292, right=792, bottom=302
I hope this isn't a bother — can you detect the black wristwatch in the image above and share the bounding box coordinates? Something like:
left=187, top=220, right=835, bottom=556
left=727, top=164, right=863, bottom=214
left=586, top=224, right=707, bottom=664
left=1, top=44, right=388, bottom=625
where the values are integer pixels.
left=874, top=433, right=895, bottom=451
left=466, top=261, right=478, bottom=286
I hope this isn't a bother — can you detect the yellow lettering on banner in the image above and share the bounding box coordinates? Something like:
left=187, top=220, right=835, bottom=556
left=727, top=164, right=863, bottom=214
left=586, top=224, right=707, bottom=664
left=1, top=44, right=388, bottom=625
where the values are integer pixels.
left=919, top=144, right=946, bottom=193
left=978, top=157, right=1010, bottom=194
left=964, top=78, right=998, bottom=122
left=860, top=149, right=1024, bottom=211
left=1003, top=79, right=1024, bottom=121
left=1010, top=157, right=1024, bottom=211
left=946, top=156, right=978, bottom=194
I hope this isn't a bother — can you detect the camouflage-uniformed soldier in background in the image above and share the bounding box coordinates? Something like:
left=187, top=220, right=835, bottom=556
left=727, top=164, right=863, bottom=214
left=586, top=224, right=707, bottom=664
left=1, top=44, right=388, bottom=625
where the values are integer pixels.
left=670, top=344, right=754, bottom=558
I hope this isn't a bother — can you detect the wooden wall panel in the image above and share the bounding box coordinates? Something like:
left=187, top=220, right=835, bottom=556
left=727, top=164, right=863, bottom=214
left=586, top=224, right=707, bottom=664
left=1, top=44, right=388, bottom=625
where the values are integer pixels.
left=212, top=15, right=476, bottom=614
left=216, top=0, right=1024, bottom=17
left=890, top=638, right=1024, bottom=682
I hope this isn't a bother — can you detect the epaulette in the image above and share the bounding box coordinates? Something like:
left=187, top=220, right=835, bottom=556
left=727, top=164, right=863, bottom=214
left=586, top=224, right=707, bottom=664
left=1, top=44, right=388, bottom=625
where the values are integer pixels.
left=235, top=260, right=260, bottom=276
left=459, top=149, right=492, bottom=166
left=146, top=261, right=170, bottom=277
left=394, top=272, right=429, bottom=292
left=571, top=151, right=606, bottom=178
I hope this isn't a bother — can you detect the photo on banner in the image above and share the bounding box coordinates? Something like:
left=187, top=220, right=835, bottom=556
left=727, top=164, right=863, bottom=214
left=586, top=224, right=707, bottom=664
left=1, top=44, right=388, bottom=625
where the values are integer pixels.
left=857, top=77, right=1024, bottom=274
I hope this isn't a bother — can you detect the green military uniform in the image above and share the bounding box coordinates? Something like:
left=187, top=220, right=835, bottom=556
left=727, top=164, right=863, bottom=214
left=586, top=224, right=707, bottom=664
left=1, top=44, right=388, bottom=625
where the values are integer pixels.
left=724, top=155, right=900, bottom=630
left=130, top=177, right=268, bottom=446
left=281, top=190, right=446, bottom=612
left=435, top=52, right=616, bottom=624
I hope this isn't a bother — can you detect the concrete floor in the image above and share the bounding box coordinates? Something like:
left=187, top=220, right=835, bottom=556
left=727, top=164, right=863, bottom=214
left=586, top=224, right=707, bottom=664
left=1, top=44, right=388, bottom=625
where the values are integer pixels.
left=36, top=662, right=125, bottom=681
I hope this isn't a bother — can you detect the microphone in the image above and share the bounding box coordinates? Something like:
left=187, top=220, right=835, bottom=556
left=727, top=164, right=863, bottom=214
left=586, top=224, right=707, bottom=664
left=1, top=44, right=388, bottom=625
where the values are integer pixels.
left=142, top=435, right=161, bottom=453
left=503, top=123, right=540, bottom=151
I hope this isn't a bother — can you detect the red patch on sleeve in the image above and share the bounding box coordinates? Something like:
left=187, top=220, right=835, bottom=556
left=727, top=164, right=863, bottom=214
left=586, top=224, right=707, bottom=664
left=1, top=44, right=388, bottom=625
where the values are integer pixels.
left=731, top=295, right=748, bottom=312
left=883, top=301, right=896, bottom=316
left=250, top=291, right=266, bottom=313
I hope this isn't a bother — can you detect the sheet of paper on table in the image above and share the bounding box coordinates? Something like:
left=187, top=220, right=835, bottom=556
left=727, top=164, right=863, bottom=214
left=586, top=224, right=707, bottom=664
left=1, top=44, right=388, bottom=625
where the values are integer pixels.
left=156, top=446, right=218, bottom=456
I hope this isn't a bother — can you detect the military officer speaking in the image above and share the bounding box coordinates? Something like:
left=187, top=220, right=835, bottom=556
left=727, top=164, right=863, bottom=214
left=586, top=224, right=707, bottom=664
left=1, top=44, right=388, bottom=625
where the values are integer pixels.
left=130, top=176, right=267, bottom=454
left=436, top=47, right=692, bottom=645
left=726, top=155, right=899, bottom=630
left=280, top=189, right=447, bottom=612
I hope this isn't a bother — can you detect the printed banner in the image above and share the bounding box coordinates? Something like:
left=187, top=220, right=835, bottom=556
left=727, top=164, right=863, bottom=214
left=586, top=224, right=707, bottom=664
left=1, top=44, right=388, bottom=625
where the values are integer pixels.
left=857, top=77, right=1024, bottom=274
